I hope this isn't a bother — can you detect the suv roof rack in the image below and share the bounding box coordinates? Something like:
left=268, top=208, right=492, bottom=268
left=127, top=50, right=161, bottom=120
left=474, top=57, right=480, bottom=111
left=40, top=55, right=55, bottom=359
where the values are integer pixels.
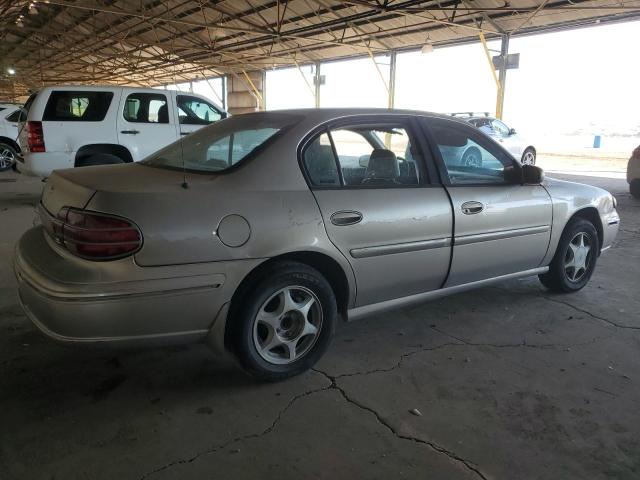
left=449, top=112, right=491, bottom=118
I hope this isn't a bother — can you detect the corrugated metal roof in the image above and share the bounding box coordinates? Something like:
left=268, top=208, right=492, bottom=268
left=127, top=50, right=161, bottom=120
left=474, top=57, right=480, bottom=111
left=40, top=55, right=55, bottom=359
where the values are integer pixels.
left=1, top=0, right=639, bottom=99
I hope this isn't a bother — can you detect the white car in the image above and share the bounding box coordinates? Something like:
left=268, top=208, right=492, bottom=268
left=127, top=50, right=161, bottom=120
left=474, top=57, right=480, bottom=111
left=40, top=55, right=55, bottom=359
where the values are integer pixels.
left=452, top=113, right=537, bottom=166
left=0, top=104, right=22, bottom=171
left=17, top=86, right=226, bottom=177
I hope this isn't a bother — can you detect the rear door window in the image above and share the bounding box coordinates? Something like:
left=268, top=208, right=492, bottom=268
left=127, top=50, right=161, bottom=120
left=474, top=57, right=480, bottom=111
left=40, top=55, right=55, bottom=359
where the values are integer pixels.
left=176, top=95, right=222, bottom=125
left=123, top=93, right=169, bottom=123
left=43, top=91, right=113, bottom=121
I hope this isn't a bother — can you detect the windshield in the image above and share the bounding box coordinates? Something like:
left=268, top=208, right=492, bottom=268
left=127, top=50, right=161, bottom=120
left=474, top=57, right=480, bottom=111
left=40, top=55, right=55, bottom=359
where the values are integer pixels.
left=142, top=112, right=299, bottom=173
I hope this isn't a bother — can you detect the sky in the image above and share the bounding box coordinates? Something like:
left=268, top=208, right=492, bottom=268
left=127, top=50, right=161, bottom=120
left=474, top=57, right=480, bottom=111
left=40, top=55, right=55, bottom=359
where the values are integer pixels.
left=265, top=19, right=640, bottom=152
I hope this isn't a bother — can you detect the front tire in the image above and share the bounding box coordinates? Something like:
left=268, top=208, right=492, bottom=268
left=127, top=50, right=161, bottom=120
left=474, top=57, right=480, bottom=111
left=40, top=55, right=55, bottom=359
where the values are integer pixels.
left=521, top=148, right=536, bottom=166
left=230, top=262, right=337, bottom=381
left=630, top=179, right=640, bottom=199
left=539, top=217, right=599, bottom=293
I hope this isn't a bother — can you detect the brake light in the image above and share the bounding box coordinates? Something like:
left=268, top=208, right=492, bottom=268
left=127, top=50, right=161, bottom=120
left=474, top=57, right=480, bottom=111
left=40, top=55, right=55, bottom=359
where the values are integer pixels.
left=27, top=121, right=45, bottom=152
left=55, top=207, right=142, bottom=260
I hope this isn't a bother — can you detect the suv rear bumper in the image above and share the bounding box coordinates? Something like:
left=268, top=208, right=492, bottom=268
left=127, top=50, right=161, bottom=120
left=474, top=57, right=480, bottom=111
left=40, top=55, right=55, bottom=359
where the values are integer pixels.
left=18, top=152, right=74, bottom=177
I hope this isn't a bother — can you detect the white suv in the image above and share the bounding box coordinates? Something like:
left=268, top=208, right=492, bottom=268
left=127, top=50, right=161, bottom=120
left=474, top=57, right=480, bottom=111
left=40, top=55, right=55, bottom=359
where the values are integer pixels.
left=17, top=86, right=226, bottom=177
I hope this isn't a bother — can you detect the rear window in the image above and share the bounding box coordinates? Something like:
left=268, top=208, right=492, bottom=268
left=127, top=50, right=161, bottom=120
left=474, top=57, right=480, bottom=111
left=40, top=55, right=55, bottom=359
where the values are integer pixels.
left=142, top=113, right=298, bottom=173
left=43, top=91, right=113, bottom=121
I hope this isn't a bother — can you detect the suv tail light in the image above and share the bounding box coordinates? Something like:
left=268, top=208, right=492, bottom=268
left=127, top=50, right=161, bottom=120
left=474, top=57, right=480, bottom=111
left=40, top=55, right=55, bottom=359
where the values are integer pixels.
left=27, top=121, right=45, bottom=152
left=54, top=207, right=142, bottom=260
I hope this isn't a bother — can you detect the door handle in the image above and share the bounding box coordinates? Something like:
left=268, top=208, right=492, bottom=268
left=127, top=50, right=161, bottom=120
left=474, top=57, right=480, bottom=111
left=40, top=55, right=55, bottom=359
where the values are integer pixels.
left=331, top=210, right=363, bottom=226
left=180, top=131, right=190, bottom=136
left=120, top=130, right=140, bottom=135
left=461, top=201, right=484, bottom=215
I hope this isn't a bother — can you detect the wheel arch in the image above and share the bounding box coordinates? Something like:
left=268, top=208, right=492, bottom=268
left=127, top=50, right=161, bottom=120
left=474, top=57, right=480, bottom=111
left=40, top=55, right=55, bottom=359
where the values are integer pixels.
left=0, top=136, right=20, bottom=153
left=224, top=250, right=352, bottom=351
left=568, top=206, right=603, bottom=252
left=75, top=144, right=133, bottom=166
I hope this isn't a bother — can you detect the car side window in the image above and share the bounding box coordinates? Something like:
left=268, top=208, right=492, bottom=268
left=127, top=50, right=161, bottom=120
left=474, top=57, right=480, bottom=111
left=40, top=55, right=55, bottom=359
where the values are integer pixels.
left=43, top=91, right=113, bottom=122
left=302, top=132, right=340, bottom=186
left=6, top=110, right=21, bottom=122
left=176, top=95, right=222, bottom=125
left=123, top=93, right=169, bottom=124
left=429, top=119, right=518, bottom=185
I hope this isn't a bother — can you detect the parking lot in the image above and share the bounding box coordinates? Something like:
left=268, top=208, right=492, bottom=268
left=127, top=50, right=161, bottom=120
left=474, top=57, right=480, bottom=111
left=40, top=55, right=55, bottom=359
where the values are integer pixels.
left=1, top=160, right=638, bottom=480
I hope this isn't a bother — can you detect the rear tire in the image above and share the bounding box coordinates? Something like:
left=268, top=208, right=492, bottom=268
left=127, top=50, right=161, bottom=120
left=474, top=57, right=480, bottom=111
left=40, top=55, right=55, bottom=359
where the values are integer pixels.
left=539, top=217, right=599, bottom=293
left=230, top=262, right=337, bottom=381
left=631, top=179, right=640, bottom=199
left=76, top=153, right=124, bottom=167
left=0, top=142, right=17, bottom=171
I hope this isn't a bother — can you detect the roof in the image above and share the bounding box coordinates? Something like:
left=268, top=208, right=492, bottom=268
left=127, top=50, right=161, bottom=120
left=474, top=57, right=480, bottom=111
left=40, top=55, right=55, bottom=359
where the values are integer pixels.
left=1, top=0, right=639, bottom=100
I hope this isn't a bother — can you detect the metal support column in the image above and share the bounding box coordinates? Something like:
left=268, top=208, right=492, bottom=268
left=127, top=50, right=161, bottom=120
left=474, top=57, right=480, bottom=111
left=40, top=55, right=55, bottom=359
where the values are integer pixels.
left=496, top=34, right=510, bottom=120
left=221, top=75, right=227, bottom=111
left=388, top=51, right=397, bottom=109
left=314, top=62, right=321, bottom=108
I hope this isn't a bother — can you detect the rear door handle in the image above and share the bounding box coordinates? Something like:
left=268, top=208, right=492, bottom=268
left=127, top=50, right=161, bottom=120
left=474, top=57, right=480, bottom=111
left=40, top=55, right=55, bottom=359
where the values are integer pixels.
left=180, top=131, right=190, bottom=136
left=331, top=210, right=363, bottom=226
left=461, top=201, right=484, bottom=215
left=120, top=130, right=140, bottom=135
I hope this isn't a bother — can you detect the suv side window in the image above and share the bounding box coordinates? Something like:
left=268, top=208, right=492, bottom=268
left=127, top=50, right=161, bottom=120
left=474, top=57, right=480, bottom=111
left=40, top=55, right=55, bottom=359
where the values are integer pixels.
left=303, top=124, right=420, bottom=188
left=176, top=95, right=222, bottom=125
left=43, top=91, right=113, bottom=121
left=123, top=93, right=169, bottom=124
left=6, top=109, right=22, bottom=122
left=428, top=119, right=518, bottom=185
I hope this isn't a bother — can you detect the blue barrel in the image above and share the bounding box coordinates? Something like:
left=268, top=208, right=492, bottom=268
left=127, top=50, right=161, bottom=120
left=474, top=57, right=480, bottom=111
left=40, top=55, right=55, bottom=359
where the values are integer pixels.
left=593, top=135, right=601, bottom=148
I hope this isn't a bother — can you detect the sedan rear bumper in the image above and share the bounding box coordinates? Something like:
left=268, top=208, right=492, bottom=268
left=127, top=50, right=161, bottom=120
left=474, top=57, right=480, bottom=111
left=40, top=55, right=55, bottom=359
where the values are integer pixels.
left=14, top=226, right=262, bottom=346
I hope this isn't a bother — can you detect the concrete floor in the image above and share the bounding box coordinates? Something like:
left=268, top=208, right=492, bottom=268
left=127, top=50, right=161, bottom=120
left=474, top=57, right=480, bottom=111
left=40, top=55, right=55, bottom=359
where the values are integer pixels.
left=1, top=169, right=638, bottom=480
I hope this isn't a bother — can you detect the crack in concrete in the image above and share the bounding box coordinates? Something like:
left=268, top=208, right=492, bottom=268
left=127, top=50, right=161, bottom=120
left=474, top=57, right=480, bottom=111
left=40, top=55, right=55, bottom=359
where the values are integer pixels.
left=312, top=368, right=489, bottom=480
left=539, top=296, right=640, bottom=331
left=138, top=380, right=332, bottom=480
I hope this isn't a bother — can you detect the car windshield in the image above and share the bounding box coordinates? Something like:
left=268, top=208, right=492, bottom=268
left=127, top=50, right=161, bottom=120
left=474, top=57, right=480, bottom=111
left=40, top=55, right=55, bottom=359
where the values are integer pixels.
left=142, top=112, right=300, bottom=173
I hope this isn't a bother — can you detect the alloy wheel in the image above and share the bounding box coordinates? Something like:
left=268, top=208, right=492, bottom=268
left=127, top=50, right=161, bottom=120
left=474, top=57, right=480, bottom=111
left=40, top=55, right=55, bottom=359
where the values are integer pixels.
left=522, top=151, right=535, bottom=165
left=564, top=232, right=592, bottom=282
left=252, top=286, right=323, bottom=365
left=0, top=147, right=15, bottom=170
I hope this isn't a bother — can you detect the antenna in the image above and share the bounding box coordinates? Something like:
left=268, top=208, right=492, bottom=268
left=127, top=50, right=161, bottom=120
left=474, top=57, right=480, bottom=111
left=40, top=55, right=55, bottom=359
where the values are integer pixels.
left=179, top=136, right=189, bottom=189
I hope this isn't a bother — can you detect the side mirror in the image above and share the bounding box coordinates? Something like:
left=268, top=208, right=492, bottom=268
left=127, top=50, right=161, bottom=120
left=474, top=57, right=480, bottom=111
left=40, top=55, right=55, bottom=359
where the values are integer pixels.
left=522, top=164, right=544, bottom=184
left=509, top=128, right=516, bottom=135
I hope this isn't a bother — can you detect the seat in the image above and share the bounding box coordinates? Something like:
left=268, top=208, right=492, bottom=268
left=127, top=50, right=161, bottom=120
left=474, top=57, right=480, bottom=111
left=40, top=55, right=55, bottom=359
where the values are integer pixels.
left=306, top=141, right=339, bottom=186
left=362, top=149, right=400, bottom=185
left=157, top=104, right=169, bottom=123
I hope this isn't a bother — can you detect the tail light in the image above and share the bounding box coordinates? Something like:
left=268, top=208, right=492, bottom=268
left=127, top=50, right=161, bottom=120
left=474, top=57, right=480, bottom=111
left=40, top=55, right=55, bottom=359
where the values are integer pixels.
left=27, top=121, right=45, bottom=152
left=54, top=207, right=142, bottom=260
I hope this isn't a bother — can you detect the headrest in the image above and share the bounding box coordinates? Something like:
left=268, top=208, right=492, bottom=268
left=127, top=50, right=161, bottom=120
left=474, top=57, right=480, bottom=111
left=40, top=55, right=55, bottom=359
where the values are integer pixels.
left=366, top=149, right=399, bottom=179
left=157, top=104, right=169, bottom=123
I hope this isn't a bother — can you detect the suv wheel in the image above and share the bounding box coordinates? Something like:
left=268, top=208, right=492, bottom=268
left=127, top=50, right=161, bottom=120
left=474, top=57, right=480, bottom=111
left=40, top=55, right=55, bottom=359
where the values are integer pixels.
left=522, top=148, right=536, bottom=166
left=630, top=179, right=640, bottom=199
left=77, top=153, right=124, bottom=167
left=0, top=143, right=17, bottom=171
left=539, top=217, right=599, bottom=293
left=230, top=262, right=337, bottom=381
left=462, top=147, right=482, bottom=168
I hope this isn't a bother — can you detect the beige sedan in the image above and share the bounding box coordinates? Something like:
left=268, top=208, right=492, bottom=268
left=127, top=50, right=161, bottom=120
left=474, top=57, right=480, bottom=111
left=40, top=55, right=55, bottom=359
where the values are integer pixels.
left=14, top=109, right=620, bottom=380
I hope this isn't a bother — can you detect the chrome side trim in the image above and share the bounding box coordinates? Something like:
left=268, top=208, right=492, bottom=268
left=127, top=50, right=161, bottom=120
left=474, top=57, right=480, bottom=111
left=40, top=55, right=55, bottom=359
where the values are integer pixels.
left=455, top=225, right=550, bottom=246
left=347, top=266, right=549, bottom=321
left=350, top=237, right=451, bottom=259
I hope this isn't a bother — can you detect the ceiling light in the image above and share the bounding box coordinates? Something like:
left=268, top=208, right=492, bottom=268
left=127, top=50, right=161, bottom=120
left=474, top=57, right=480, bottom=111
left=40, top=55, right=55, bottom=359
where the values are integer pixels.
left=15, top=18, right=24, bottom=28
left=7, top=68, right=16, bottom=75
left=421, top=43, right=434, bottom=54
left=29, top=3, right=39, bottom=15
